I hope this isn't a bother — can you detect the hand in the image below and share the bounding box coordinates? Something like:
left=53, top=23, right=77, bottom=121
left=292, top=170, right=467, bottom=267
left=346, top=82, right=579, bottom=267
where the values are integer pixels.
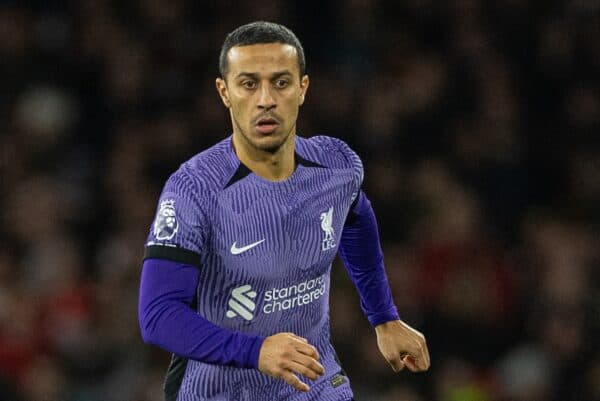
left=375, top=319, right=430, bottom=373
left=258, top=332, right=325, bottom=392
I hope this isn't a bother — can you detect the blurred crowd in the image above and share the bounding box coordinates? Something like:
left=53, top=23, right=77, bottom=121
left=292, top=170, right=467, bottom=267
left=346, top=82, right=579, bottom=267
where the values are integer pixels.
left=0, top=0, right=599, bottom=400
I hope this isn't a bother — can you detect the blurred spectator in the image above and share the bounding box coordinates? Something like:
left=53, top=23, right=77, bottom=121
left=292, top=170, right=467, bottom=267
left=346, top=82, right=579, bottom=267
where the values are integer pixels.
left=496, top=345, right=552, bottom=401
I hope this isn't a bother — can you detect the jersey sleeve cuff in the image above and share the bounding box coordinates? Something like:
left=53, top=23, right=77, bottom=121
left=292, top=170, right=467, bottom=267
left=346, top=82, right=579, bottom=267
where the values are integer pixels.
left=144, top=245, right=201, bottom=268
left=367, top=307, right=400, bottom=327
left=243, top=335, right=266, bottom=369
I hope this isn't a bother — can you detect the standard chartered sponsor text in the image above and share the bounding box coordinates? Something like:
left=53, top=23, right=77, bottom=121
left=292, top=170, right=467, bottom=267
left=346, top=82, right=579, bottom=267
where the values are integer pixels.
left=262, top=274, right=326, bottom=314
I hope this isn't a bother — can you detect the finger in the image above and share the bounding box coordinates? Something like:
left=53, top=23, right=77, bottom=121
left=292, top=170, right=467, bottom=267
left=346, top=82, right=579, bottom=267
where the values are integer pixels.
left=413, top=354, right=429, bottom=371
left=295, top=343, right=320, bottom=361
left=408, top=338, right=429, bottom=371
left=402, top=355, right=420, bottom=372
left=292, top=353, right=325, bottom=376
left=287, top=360, right=321, bottom=380
left=288, top=333, right=308, bottom=343
left=282, top=370, right=309, bottom=392
left=422, top=340, right=431, bottom=369
left=405, top=351, right=429, bottom=372
left=411, top=335, right=430, bottom=369
left=386, top=355, right=405, bottom=373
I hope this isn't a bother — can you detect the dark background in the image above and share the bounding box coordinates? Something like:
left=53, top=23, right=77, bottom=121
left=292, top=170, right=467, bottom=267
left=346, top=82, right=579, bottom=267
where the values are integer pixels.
left=0, top=1, right=599, bottom=400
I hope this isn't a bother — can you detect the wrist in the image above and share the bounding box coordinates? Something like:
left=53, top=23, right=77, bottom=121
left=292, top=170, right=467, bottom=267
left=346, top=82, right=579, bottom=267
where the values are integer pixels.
left=374, top=319, right=401, bottom=335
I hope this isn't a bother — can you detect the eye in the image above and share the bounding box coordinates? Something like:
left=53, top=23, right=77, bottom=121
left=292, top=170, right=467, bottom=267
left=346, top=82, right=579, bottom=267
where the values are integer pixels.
left=274, top=79, right=289, bottom=89
left=242, top=80, right=257, bottom=90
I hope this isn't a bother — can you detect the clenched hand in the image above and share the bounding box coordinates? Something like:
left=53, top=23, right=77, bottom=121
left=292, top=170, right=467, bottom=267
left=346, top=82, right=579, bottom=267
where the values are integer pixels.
left=258, top=332, right=325, bottom=392
left=375, top=320, right=430, bottom=373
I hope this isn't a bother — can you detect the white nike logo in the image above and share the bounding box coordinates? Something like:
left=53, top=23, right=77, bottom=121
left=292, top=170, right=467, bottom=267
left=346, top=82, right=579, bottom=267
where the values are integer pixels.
left=230, top=239, right=265, bottom=255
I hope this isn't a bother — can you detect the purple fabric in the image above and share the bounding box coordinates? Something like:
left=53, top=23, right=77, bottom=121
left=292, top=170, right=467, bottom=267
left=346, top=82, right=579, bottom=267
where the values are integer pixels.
left=138, top=258, right=265, bottom=368
left=339, top=191, right=400, bottom=326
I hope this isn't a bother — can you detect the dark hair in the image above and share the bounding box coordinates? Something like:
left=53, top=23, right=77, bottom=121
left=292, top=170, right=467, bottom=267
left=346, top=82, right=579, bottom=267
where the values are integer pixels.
left=219, top=21, right=306, bottom=78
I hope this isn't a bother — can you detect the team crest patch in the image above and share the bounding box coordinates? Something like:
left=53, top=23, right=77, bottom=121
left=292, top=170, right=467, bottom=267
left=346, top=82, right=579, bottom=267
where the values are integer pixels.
left=153, top=199, right=178, bottom=241
left=320, top=206, right=336, bottom=251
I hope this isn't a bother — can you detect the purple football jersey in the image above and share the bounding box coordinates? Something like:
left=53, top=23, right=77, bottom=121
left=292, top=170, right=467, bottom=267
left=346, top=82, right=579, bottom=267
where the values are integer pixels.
left=146, top=135, right=362, bottom=401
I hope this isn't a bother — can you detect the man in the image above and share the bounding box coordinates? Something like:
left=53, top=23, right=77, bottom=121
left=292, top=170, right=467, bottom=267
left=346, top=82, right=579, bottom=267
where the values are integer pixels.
left=138, top=21, right=429, bottom=401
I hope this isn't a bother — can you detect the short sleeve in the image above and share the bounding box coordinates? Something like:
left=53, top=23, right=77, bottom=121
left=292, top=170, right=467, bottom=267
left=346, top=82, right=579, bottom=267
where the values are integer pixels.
left=144, top=168, right=208, bottom=267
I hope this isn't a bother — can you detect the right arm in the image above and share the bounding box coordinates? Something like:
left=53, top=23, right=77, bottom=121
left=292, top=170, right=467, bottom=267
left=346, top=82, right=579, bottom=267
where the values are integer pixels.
left=138, top=257, right=324, bottom=391
left=138, top=257, right=264, bottom=368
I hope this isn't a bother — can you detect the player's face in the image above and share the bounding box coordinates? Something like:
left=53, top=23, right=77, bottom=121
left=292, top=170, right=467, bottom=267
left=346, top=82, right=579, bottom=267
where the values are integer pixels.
left=216, top=43, right=309, bottom=153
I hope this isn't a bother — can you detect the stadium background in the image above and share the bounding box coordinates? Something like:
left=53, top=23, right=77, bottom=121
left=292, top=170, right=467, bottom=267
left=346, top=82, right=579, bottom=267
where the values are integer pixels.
left=1, top=1, right=599, bottom=400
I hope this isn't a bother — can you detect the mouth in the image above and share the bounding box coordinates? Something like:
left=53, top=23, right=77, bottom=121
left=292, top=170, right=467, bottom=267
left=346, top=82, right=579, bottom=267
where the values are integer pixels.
left=254, top=117, right=279, bottom=135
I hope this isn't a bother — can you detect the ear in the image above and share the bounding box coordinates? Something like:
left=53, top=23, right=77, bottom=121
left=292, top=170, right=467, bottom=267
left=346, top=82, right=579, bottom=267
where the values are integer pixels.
left=299, top=75, right=309, bottom=106
left=215, top=77, right=231, bottom=108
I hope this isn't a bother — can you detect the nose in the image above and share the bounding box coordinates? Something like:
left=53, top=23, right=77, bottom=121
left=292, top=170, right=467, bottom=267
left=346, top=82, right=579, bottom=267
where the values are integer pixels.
left=257, top=84, right=276, bottom=111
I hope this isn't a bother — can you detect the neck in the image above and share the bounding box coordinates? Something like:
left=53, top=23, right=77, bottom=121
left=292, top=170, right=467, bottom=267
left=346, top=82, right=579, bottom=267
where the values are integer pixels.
left=231, top=132, right=296, bottom=181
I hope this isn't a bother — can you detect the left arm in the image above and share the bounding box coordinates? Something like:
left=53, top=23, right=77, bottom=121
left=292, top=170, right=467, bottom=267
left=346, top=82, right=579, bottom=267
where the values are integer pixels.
left=338, top=191, right=430, bottom=372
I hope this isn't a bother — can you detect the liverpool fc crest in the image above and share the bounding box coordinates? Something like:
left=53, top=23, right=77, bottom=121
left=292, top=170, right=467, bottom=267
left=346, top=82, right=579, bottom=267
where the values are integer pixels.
left=320, top=206, right=336, bottom=251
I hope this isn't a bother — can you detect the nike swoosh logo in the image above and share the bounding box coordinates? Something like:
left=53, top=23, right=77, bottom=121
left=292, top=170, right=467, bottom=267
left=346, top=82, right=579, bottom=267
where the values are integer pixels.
left=230, top=239, right=265, bottom=255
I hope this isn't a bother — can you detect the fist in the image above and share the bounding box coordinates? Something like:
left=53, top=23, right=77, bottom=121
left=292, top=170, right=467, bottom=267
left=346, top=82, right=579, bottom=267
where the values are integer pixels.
left=375, top=320, right=430, bottom=373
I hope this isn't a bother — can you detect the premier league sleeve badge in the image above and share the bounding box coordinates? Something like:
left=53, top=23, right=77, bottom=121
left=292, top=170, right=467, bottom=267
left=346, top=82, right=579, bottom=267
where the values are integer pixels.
left=153, top=199, right=179, bottom=241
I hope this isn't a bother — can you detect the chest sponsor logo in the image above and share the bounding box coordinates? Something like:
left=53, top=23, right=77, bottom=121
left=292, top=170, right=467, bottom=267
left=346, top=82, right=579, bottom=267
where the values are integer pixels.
left=153, top=199, right=178, bottom=241
left=230, top=239, right=265, bottom=255
left=225, top=285, right=257, bottom=321
left=225, top=275, right=327, bottom=321
left=320, top=206, right=336, bottom=251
